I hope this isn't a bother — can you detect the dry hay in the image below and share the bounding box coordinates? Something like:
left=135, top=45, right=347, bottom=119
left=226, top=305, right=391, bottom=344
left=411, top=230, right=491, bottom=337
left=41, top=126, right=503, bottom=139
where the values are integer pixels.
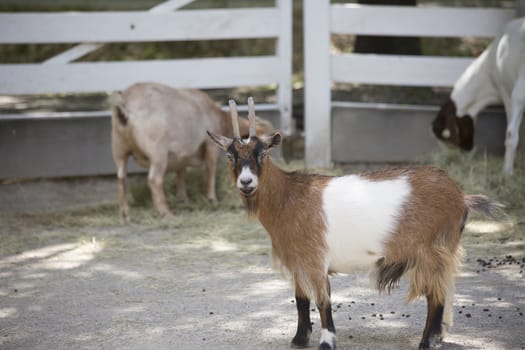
left=1, top=150, right=522, bottom=258
left=127, top=158, right=343, bottom=214
left=424, top=149, right=525, bottom=214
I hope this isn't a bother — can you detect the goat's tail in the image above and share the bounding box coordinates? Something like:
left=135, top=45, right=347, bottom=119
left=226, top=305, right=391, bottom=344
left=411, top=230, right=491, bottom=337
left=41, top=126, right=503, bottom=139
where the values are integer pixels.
left=109, top=91, right=129, bottom=126
left=464, top=194, right=505, bottom=219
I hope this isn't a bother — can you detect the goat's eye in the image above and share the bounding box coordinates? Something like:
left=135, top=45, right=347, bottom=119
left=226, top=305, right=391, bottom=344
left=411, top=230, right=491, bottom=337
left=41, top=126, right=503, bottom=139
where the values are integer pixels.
left=256, top=150, right=266, bottom=166
left=227, top=153, right=234, bottom=162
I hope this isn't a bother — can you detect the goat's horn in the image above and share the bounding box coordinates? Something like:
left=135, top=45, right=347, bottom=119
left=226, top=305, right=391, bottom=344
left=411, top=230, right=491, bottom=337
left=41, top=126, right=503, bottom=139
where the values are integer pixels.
left=229, top=99, right=240, bottom=139
left=247, top=96, right=256, bottom=137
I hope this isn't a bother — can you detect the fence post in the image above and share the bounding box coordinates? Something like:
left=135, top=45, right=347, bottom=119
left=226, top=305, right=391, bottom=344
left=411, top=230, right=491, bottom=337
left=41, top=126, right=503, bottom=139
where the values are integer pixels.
left=518, top=0, right=525, bottom=159
left=303, top=0, right=331, bottom=168
left=276, top=0, right=293, bottom=135
left=517, top=0, right=525, bottom=15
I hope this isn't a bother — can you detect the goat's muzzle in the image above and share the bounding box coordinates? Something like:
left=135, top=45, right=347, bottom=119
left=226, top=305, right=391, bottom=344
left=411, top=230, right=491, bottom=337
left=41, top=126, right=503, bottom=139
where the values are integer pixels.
left=239, top=186, right=257, bottom=197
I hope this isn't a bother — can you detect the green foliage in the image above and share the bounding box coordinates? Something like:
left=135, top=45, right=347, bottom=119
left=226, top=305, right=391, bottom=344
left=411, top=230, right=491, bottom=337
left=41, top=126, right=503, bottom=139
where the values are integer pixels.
left=0, top=44, right=75, bottom=63
left=420, top=37, right=491, bottom=58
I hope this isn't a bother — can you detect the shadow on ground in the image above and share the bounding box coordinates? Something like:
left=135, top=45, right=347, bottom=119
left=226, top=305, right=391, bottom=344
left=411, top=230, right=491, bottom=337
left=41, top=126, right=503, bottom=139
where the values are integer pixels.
left=0, top=177, right=524, bottom=350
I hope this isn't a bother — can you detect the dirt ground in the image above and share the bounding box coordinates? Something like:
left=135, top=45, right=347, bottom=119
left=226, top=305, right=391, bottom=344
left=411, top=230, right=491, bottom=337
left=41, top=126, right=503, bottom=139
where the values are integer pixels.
left=0, top=175, right=524, bottom=350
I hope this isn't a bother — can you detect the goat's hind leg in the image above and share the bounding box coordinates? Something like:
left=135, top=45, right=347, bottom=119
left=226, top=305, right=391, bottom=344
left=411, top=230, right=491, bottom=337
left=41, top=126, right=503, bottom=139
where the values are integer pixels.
left=416, top=258, right=457, bottom=349
left=503, top=70, right=525, bottom=175
left=148, top=160, right=173, bottom=218
left=114, top=154, right=129, bottom=223
left=175, top=168, right=189, bottom=204
left=317, top=278, right=336, bottom=350
left=419, top=292, right=445, bottom=350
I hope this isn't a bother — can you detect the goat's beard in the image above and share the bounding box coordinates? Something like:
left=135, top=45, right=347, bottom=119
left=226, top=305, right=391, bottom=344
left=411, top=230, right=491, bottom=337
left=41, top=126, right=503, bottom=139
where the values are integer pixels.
left=242, top=192, right=259, bottom=218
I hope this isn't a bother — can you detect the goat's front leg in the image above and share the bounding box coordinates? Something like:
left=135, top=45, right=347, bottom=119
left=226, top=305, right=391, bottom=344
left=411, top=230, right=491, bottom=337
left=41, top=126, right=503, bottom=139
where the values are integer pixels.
left=291, top=288, right=312, bottom=348
left=503, top=75, right=525, bottom=175
left=317, top=278, right=336, bottom=350
left=115, top=156, right=129, bottom=223
left=204, top=144, right=219, bottom=205
left=148, top=160, right=173, bottom=218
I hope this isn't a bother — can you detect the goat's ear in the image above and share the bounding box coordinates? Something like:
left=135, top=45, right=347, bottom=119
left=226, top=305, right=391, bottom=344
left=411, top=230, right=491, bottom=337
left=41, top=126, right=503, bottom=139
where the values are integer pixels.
left=207, top=131, right=232, bottom=151
left=262, top=131, right=282, bottom=150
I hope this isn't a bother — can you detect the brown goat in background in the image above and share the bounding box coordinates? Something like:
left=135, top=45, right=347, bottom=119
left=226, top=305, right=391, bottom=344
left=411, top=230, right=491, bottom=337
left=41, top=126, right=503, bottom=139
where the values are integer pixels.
left=110, top=82, right=272, bottom=222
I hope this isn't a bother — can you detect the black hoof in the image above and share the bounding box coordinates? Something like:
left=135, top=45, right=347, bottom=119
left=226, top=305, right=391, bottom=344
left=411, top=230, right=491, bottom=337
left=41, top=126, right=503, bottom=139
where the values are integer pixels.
left=291, top=337, right=309, bottom=348
left=291, top=327, right=311, bottom=348
left=319, top=341, right=335, bottom=350
left=419, top=334, right=442, bottom=349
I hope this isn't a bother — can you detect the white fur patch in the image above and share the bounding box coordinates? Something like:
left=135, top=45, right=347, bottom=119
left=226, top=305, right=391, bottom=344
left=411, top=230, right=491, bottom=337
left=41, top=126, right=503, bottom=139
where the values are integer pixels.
left=320, top=329, right=336, bottom=347
left=237, top=166, right=258, bottom=190
left=322, top=175, right=411, bottom=273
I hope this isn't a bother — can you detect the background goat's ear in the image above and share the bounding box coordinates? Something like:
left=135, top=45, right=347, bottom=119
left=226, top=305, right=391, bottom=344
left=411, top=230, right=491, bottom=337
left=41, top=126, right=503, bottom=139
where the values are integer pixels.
left=263, top=131, right=282, bottom=149
left=207, top=131, right=232, bottom=151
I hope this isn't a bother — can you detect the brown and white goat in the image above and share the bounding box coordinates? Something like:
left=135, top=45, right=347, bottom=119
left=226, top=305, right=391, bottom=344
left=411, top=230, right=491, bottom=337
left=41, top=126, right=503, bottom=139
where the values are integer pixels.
left=110, top=82, right=272, bottom=221
left=208, top=98, right=501, bottom=350
left=432, top=18, right=525, bottom=175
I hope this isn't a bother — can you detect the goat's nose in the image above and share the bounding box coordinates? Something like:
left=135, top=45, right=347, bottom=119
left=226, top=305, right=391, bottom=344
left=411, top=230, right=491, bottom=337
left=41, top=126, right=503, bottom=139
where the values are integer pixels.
left=240, top=178, right=252, bottom=186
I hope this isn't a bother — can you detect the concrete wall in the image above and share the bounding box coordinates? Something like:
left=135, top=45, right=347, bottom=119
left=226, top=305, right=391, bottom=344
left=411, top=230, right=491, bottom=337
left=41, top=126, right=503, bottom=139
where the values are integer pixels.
left=331, top=102, right=507, bottom=163
left=0, top=110, right=280, bottom=180
left=0, top=103, right=517, bottom=179
left=1, top=114, right=125, bottom=179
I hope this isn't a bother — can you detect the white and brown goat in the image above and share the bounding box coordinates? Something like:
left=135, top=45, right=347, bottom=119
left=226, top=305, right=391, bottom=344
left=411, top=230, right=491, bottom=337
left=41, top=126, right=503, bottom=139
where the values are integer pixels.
left=432, top=18, right=525, bottom=175
left=110, top=82, right=272, bottom=221
left=208, top=98, right=501, bottom=350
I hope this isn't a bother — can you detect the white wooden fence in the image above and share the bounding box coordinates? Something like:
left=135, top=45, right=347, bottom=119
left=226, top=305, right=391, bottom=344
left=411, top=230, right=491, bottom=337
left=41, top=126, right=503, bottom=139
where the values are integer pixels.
left=0, top=0, right=293, bottom=134
left=303, top=1, right=516, bottom=167
left=1, top=0, right=521, bottom=173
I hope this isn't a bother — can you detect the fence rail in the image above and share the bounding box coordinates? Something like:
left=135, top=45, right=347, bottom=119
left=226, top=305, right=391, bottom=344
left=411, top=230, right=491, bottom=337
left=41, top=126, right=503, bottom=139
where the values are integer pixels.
left=0, top=9, right=280, bottom=44
left=331, top=5, right=514, bottom=37
left=0, top=57, right=281, bottom=94
left=332, top=54, right=473, bottom=87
